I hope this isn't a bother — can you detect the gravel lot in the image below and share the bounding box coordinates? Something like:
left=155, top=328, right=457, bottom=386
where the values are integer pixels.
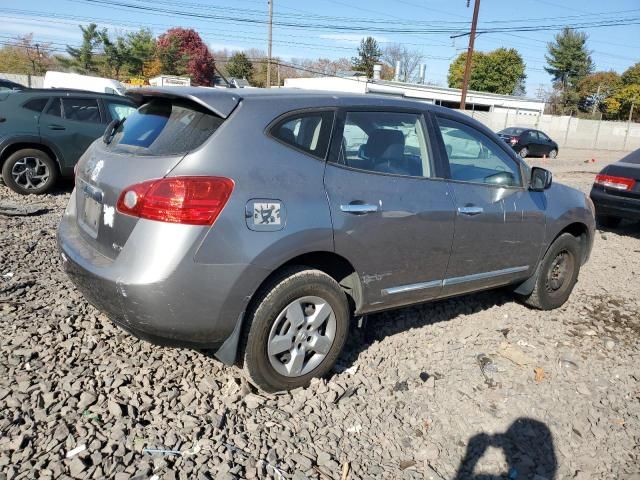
left=1, top=149, right=639, bottom=480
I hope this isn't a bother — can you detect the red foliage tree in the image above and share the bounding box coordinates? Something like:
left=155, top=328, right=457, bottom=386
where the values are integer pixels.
left=156, top=28, right=215, bottom=86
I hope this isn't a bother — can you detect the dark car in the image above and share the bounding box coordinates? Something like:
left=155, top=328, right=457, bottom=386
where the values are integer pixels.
left=58, top=87, right=595, bottom=391
left=497, top=127, right=559, bottom=159
left=0, top=79, right=26, bottom=91
left=0, top=89, right=136, bottom=194
left=589, top=148, right=640, bottom=227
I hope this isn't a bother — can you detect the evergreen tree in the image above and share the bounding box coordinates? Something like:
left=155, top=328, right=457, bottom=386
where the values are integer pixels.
left=352, top=37, right=382, bottom=78
left=226, top=52, right=254, bottom=79
left=545, top=27, right=593, bottom=89
left=62, top=24, right=103, bottom=73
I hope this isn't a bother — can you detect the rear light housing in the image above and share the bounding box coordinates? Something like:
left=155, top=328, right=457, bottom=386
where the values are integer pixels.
left=594, top=174, right=636, bottom=191
left=116, top=176, right=234, bottom=225
left=509, top=136, right=519, bottom=145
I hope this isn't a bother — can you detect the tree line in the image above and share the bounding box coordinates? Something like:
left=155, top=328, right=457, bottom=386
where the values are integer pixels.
left=0, top=25, right=637, bottom=120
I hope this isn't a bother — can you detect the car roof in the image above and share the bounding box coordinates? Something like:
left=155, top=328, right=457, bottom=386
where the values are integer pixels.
left=125, top=86, right=460, bottom=118
left=12, top=88, right=132, bottom=99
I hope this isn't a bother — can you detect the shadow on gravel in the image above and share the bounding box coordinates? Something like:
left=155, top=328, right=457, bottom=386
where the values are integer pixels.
left=340, top=288, right=513, bottom=368
left=453, top=417, right=557, bottom=480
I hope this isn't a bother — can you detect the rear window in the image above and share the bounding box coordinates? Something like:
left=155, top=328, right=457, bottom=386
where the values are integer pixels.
left=620, top=148, right=640, bottom=165
left=108, top=98, right=223, bottom=156
left=270, top=110, right=334, bottom=159
left=499, top=127, right=525, bottom=136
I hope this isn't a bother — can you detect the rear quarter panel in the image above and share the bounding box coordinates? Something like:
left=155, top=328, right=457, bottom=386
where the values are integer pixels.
left=168, top=97, right=335, bottom=285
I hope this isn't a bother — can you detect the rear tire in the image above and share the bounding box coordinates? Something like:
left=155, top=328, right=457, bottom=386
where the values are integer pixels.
left=519, top=147, right=529, bottom=158
left=1, top=148, right=58, bottom=195
left=242, top=267, right=350, bottom=392
left=519, top=233, right=581, bottom=310
left=596, top=214, right=621, bottom=229
left=549, top=149, right=558, bottom=159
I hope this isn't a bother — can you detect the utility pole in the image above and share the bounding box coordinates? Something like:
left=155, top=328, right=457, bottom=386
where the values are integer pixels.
left=460, top=0, right=480, bottom=110
left=591, top=83, right=601, bottom=116
left=266, top=0, right=273, bottom=88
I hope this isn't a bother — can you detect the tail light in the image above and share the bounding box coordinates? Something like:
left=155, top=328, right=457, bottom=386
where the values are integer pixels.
left=510, top=136, right=519, bottom=145
left=594, top=174, right=636, bottom=191
left=117, top=176, right=234, bottom=225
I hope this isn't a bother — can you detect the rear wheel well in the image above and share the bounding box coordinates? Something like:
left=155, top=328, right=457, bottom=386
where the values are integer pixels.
left=556, top=222, right=589, bottom=264
left=255, top=252, right=361, bottom=314
left=0, top=143, right=60, bottom=173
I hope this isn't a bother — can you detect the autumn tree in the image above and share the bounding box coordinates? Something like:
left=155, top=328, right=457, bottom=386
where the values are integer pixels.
left=352, top=37, right=382, bottom=78
left=156, top=28, right=215, bottom=85
left=621, top=62, right=640, bottom=86
left=604, top=85, right=640, bottom=121
left=0, top=34, right=55, bottom=75
left=576, top=71, right=622, bottom=115
left=448, top=48, right=526, bottom=95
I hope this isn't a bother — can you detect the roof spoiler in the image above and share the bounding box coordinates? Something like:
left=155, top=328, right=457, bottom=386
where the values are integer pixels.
left=125, top=87, right=242, bottom=119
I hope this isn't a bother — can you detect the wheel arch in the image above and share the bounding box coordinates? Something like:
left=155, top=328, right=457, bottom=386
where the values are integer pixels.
left=514, top=221, right=591, bottom=296
left=0, top=140, right=62, bottom=174
left=214, top=250, right=362, bottom=366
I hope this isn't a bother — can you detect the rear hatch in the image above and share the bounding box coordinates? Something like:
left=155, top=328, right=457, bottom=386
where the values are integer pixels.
left=73, top=90, right=239, bottom=259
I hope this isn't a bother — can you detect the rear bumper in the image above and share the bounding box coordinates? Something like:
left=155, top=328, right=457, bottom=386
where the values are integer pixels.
left=57, top=200, right=270, bottom=352
left=590, top=187, right=640, bottom=220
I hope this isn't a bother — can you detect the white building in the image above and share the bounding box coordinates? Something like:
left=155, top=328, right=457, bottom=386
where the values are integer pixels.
left=149, top=75, right=191, bottom=87
left=284, top=76, right=545, bottom=114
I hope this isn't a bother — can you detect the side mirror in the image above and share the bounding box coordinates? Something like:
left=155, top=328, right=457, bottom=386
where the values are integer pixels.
left=530, top=166, right=552, bottom=191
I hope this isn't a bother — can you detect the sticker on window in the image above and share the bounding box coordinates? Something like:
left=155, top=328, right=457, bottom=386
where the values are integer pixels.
left=245, top=199, right=286, bottom=231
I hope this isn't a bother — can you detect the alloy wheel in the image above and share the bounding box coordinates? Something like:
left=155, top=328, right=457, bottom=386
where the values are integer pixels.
left=11, top=157, right=50, bottom=190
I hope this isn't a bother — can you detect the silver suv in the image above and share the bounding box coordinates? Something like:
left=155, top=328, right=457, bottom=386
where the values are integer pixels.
left=58, top=87, right=595, bottom=391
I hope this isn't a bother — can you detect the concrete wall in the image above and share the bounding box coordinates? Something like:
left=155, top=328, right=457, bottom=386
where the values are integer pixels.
left=0, top=73, right=44, bottom=88
left=464, top=110, right=640, bottom=152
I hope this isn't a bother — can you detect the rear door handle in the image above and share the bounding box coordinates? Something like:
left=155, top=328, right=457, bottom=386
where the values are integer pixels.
left=457, top=206, right=484, bottom=216
left=48, top=124, right=66, bottom=130
left=340, top=203, right=378, bottom=214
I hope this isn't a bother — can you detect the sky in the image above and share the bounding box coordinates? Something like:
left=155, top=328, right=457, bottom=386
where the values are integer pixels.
left=2, top=0, right=639, bottom=96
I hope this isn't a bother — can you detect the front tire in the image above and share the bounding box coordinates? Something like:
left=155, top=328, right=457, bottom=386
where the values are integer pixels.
left=242, top=267, right=350, bottom=392
left=549, top=149, right=558, bottom=159
left=519, top=147, right=529, bottom=159
left=1, top=148, right=58, bottom=195
left=519, top=233, right=581, bottom=310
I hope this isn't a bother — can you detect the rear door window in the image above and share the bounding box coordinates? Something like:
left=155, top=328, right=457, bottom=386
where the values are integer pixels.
left=23, top=97, right=49, bottom=113
left=108, top=98, right=223, bottom=156
left=335, top=111, right=432, bottom=178
left=270, top=111, right=334, bottom=159
left=62, top=98, right=102, bottom=123
left=44, top=98, right=62, bottom=117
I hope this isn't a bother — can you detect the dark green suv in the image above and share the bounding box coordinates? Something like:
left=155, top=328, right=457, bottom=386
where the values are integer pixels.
left=0, top=89, right=136, bottom=194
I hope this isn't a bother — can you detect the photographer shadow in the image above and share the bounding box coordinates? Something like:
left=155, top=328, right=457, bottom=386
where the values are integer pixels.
left=453, top=417, right=557, bottom=480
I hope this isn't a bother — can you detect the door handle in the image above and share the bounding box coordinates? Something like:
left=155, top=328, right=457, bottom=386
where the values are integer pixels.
left=457, top=206, right=484, bottom=216
left=340, top=203, right=378, bottom=214
left=47, top=124, right=66, bottom=130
